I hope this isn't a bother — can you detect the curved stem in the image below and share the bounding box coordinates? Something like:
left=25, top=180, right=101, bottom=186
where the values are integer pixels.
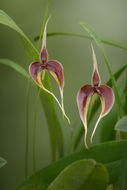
left=34, top=32, right=127, bottom=51
left=25, top=79, right=31, bottom=179
left=33, top=0, right=50, bottom=180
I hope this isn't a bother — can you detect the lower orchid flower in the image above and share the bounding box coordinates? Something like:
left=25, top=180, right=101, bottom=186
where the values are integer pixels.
left=29, top=18, right=70, bottom=124
left=77, top=44, right=115, bottom=148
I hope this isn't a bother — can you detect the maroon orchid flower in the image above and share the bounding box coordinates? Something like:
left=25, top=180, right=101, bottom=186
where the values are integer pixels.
left=29, top=19, right=70, bottom=123
left=77, top=45, right=115, bottom=148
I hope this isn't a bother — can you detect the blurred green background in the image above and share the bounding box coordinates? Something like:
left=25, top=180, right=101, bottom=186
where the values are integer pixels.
left=0, top=0, right=127, bottom=189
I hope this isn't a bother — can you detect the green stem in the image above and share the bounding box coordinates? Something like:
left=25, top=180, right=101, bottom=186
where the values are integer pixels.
left=37, top=0, right=50, bottom=50
left=34, top=32, right=127, bottom=51
left=25, top=79, right=31, bottom=179
left=33, top=89, right=41, bottom=175
left=33, top=0, right=50, bottom=178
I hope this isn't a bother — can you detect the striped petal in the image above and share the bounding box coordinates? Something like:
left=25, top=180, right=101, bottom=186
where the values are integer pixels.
left=77, top=85, right=94, bottom=148
left=90, top=85, right=115, bottom=143
left=91, top=44, right=100, bottom=86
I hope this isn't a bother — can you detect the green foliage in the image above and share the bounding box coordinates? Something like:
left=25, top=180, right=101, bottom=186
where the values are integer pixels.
left=47, top=159, right=109, bottom=190
left=115, top=115, right=127, bottom=132
left=0, top=9, right=64, bottom=161
left=17, top=140, right=127, bottom=190
left=117, top=145, right=127, bottom=190
left=0, top=157, right=7, bottom=169
left=0, top=59, right=29, bottom=79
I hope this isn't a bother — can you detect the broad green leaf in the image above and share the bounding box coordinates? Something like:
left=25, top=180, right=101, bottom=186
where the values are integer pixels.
left=117, top=145, right=127, bottom=190
left=80, top=22, right=123, bottom=117
left=0, top=59, right=29, bottom=79
left=0, top=157, right=7, bottom=168
left=73, top=64, right=127, bottom=150
left=47, top=159, right=108, bottom=190
left=17, top=140, right=127, bottom=190
left=0, top=9, right=64, bottom=160
left=115, top=115, right=127, bottom=132
left=106, top=160, right=121, bottom=184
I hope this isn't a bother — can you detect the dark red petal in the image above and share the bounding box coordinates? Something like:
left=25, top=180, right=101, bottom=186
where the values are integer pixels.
left=90, top=85, right=115, bottom=143
left=91, top=44, right=100, bottom=86
left=29, top=62, right=44, bottom=85
left=47, top=60, right=64, bottom=89
left=40, top=47, right=48, bottom=63
left=77, top=85, right=94, bottom=148
left=98, top=85, right=115, bottom=116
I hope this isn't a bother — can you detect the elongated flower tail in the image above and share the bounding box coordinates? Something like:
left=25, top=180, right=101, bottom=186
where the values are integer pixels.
left=47, top=60, right=66, bottom=118
left=90, top=85, right=115, bottom=143
left=29, top=62, right=70, bottom=124
left=77, top=85, right=94, bottom=148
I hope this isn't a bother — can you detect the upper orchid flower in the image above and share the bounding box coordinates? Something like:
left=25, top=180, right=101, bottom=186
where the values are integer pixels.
left=77, top=44, right=115, bottom=148
left=29, top=19, right=70, bottom=124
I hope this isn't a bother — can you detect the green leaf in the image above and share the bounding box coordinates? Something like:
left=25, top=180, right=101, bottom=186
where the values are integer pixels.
left=115, top=115, right=127, bottom=132
left=0, top=9, right=39, bottom=61
left=17, top=140, right=127, bottom=190
left=0, top=157, right=7, bottom=168
left=0, top=59, right=29, bottom=79
left=0, top=9, right=64, bottom=160
left=80, top=22, right=123, bottom=117
left=73, top=64, right=127, bottom=150
left=117, top=145, right=127, bottom=190
left=47, top=159, right=109, bottom=190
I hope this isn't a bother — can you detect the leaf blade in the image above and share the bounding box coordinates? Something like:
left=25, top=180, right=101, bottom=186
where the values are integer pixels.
left=17, top=140, right=127, bottom=190
left=0, top=157, right=7, bottom=168
left=115, top=115, right=127, bottom=132
left=47, top=159, right=109, bottom=190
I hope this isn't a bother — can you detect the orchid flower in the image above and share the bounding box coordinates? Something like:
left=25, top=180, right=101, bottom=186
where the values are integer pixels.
left=77, top=44, right=115, bottom=148
left=29, top=19, right=70, bottom=124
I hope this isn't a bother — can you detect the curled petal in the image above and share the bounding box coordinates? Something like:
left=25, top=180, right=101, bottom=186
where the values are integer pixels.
left=91, top=44, right=100, bottom=86
left=29, top=62, right=70, bottom=124
left=77, top=85, right=94, bottom=148
left=29, top=62, right=44, bottom=87
left=47, top=60, right=64, bottom=89
left=99, top=85, right=115, bottom=116
left=47, top=60, right=66, bottom=119
left=40, top=18, right=50, bottom=62
left=90, top=85, right=115, bottom=143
